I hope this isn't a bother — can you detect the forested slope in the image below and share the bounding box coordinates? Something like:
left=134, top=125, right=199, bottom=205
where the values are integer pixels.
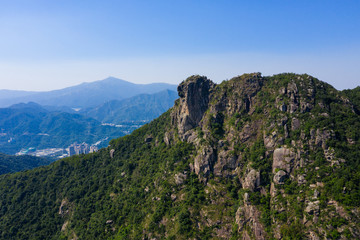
left=0, top=73, right=359, bottom=239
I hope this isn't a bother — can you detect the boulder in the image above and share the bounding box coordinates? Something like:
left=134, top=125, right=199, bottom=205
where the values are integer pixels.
left=163, top=131, right=173, bottom=145
left=272, top=147, right=296, bottom=173
left=242, top=169, right=261, bottom=191
left=174, top=172, right=187, bottom=185
left=110, top=149, right=115, bottom=159
left=298, top=175, right=306, bottom=185
left=264, top=132, right=276, bottom=149
left=59, top=199, right=70, bottom=216
left=305, top=200, right=320, bottom=215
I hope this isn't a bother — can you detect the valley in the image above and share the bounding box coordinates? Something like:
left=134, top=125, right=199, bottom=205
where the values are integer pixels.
left=0, top=78, right=177, bottom=157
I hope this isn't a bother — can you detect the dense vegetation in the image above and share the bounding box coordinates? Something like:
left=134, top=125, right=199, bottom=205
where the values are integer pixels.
left=0, top=73, right=359, bottom=239
left=0, top=153, right=50, bottom=175
left=0, top=112, right=203, bottom=239
left=342, top=86, right=360, bottom=112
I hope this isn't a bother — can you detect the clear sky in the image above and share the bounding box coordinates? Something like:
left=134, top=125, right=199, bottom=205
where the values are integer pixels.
left=0, top=0, right=359, bottom=91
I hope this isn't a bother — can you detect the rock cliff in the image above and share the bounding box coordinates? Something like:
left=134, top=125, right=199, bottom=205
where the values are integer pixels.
left=167, top=73, right=360, bottom=239
left=0, top=73, right=359, bottom=240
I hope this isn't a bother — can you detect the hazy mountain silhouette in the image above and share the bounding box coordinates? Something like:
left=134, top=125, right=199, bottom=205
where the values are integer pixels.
left=82, top=89, right=178, bottom=123
left=0, top=77, right=177, bottom=108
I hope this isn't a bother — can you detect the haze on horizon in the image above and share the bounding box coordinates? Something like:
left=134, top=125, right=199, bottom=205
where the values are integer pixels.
left=0, top=0, right=359, bottom=91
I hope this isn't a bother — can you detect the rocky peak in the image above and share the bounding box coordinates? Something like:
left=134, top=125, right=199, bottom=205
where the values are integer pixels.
left=172, top=75, right=216, bottom=138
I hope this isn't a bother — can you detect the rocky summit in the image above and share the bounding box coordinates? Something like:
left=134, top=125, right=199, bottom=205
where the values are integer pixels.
left=0, top=73, right=359, bottom=239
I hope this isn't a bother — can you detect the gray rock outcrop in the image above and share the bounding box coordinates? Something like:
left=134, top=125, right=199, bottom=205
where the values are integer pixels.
left=273, top=170, right=287, bottom=184
left=194, top=146, right=216, bottom=176
left=242, top=168, right=261, bottom=191
left=110, top=149, right=115, bottom=159
left=172, top=75, right=215, bottom=138
left=272, top=147, right=296, bottom=173
left=236, top=203, right=267, bottom=239
left=174, top=172, right=188, bottom=185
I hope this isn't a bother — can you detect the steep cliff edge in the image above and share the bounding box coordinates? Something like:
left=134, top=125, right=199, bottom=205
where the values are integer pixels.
left=0, top=73, right=359, bottom=239
left=167, top=73, right=360, bottom=239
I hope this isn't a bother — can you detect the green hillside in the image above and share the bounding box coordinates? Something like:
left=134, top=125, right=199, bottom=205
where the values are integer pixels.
left=0, top=73, right=359, bottom=239
left=342, top=86, right=360, bottom=112
left=0, top=153, right=50, bottom=175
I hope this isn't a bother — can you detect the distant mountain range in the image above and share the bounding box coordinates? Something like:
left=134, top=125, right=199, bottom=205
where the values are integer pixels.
left=0, top=85, right=179, bottom=155
left=0, top=102, right=128, bottom=154
left=0, top=77, right=177, bottom=108
left=82, top=89, right=178, bottom=123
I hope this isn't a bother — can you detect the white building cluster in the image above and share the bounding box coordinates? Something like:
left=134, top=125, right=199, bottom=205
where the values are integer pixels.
left=68, top=142, right=98, bottom=156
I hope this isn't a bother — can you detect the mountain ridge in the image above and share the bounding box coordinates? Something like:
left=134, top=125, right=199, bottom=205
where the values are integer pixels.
left=0, top=73, right=359, bottom=239
left=82, top=89, right=178, bottom=123
left=0, top=77, right=177, bottom=108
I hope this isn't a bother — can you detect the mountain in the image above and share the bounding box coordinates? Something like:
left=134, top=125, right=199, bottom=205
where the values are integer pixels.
left=82, top=89, right=178, bottom=123
left=0, top=77, right=177, bottom=108
left=0, top=153, right=50, bottom=175
left=0, top=73, right=359, bottom=239
left=0, top=102, right=128, bottom=154
left=0, top=89, right=37, bottom=100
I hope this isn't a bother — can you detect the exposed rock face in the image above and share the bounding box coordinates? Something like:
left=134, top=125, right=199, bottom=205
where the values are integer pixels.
left=291, top=117, right=301, bottom=130
left=110, top=149, right=115, bottom=159
left=194, top=146, right=216, bottom=176
left=236, top=204, right=267, bottom=240
left=242, top=168, right=261, bottom=191
left=298, top=174, right=306, bottom=185
left=167, top=73, right=360, bottom=239
left=264, top=131, right=276, bottom=149
left=273, top=170, right=287, bottom=184
left=305, top=200, right=320, bottom=215
left=163, top=131, right=172, bottom=145
left=1, top=73, right=360, bottom=240
left=287, top=82, right=299, bottom=113
left=172, top=75, right=215, bottom=138
left=213, top=150, right=238, bottom=177
left=272, top=147, right=296, bottom=174
left=59, top=198, right=70, bottom=216
left=315, top=129, right=332, bottom=149
left=174, top=172, right=188, bottom=185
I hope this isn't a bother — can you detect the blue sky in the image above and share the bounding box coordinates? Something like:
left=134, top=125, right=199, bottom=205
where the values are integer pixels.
left=0, top=0, right=359, bottom=90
